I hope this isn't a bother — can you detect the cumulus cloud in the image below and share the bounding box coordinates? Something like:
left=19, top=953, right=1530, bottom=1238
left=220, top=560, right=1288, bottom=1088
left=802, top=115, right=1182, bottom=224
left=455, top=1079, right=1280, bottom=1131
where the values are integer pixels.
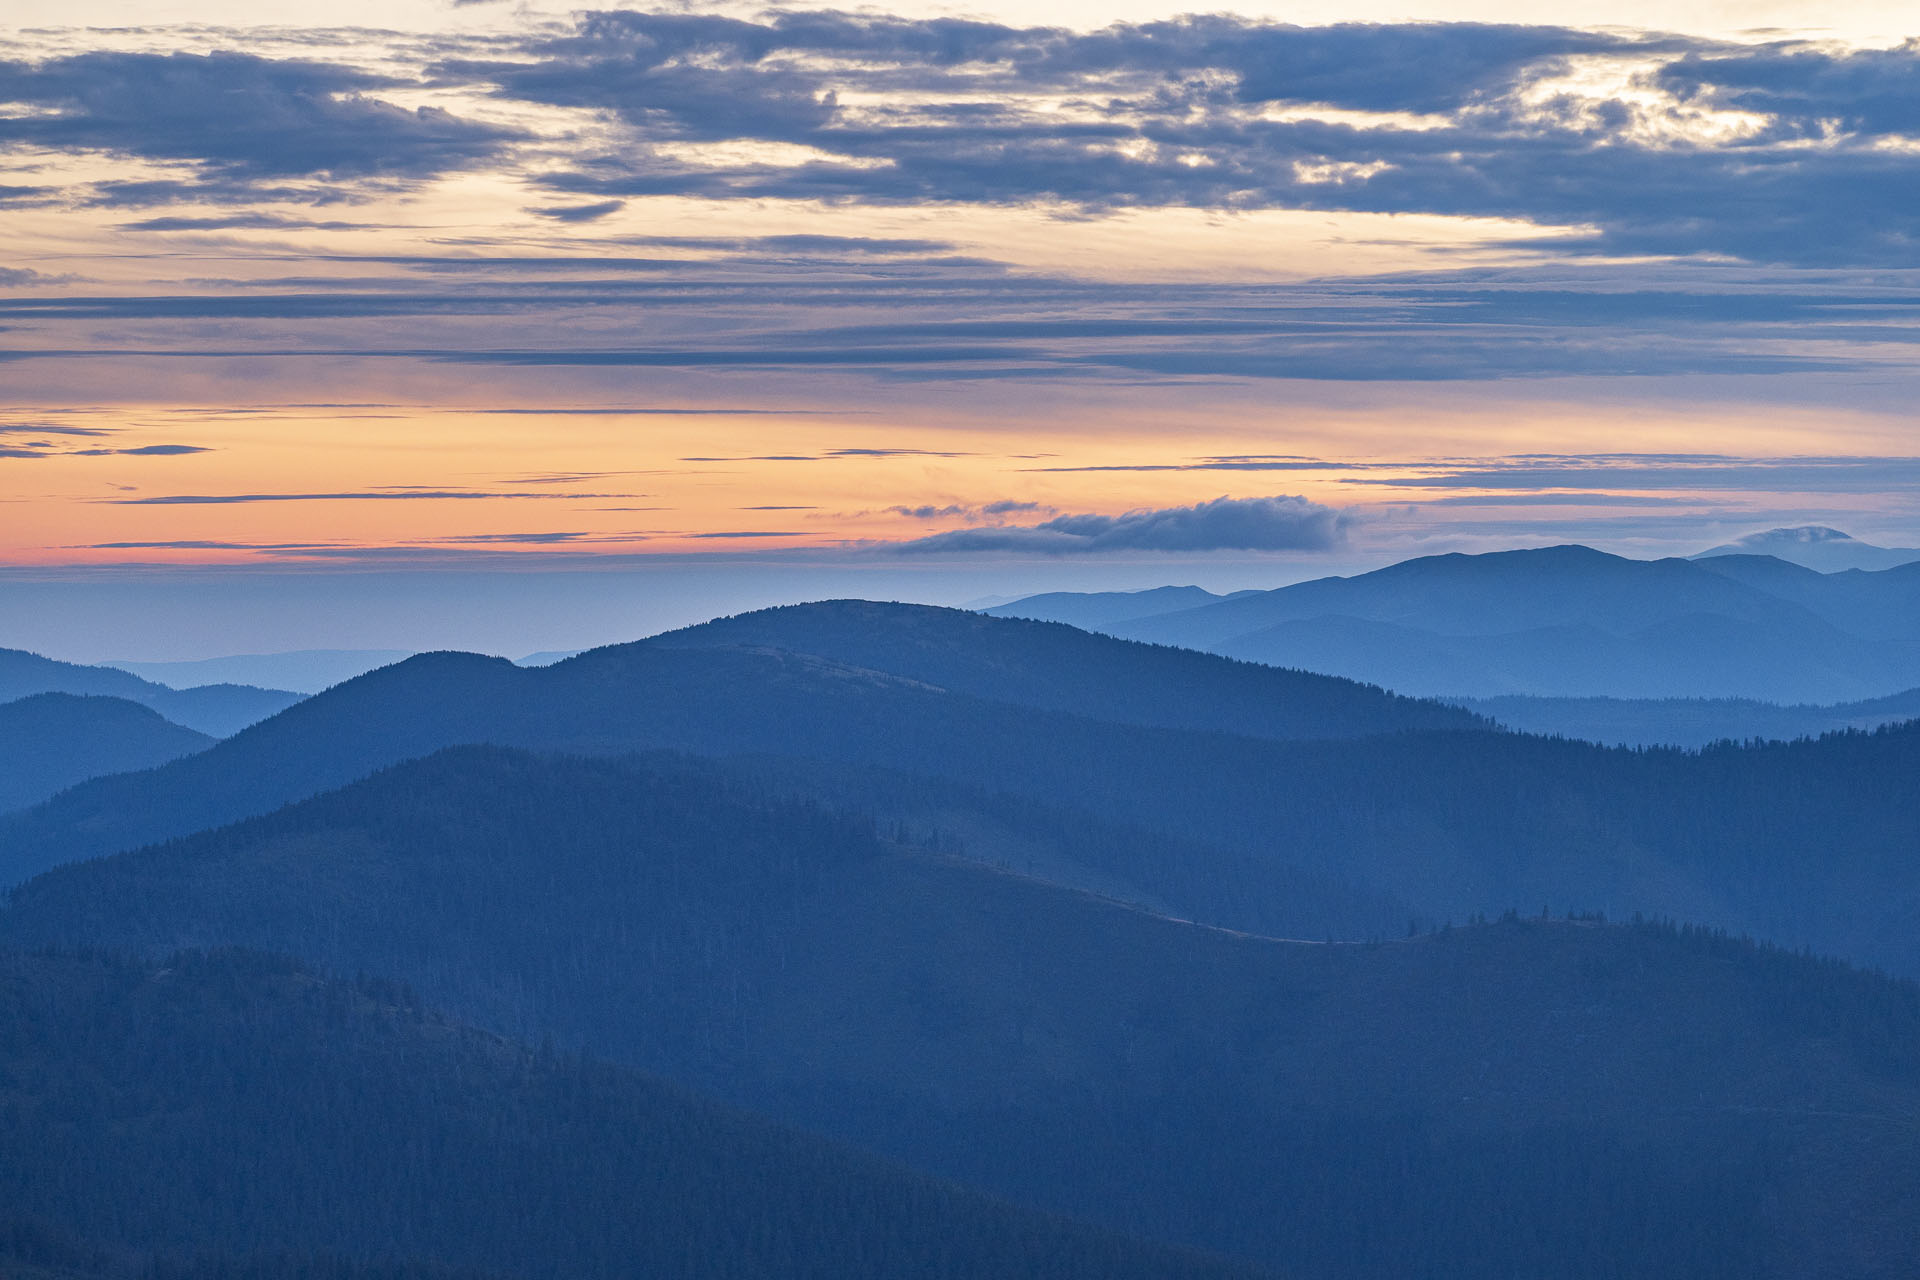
left=891, top=494, right=1348, bottom=554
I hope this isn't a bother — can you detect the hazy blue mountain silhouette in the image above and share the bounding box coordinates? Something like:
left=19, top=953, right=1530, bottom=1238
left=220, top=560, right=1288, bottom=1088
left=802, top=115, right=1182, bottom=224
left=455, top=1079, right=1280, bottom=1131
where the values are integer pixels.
left=106, top=649, right=413, bottom=695
left=0, top=647, right=301, bottom=737
left=9, top=747, right=1917, bottom=1278
left=998, top=546, right=1920, bottom=702
left=0, top=946, right=1252, bottom=1280
left=646, top=600, right=1483, bottom=740
left=0, top=693, right=212, bottom=814
left=7, top=609, right=1920, bottom=975
left=1688, top=554, right=1920, bottom=641
left=0, top=641, right=1420, bottom=943
left=983, top=585, right=1257, bottom=629
left=1693, top=525, right=1920, bottom=572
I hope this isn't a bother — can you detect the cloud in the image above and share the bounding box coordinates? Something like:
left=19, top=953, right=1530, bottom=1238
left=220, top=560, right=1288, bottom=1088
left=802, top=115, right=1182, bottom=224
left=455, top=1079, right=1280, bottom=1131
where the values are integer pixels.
left=109, top=489, right=639, bottom=504
left=1355, top=454, right=1920, bottom=493
left=0, top=50, right=521, bottom=194
left=6, top=18, right=1919, bottom=266
left=891, top=494, right=1348, bottom=554
left=464, top=13, right=1920, bottom=267
left=0, top=267, right=71, bottom=286
left=888, top=500, right=1048, bottom=519
left=118, top=213, right=370, bottom=232
left=1658, top=43, right=1920, bottom=138
left=533, top=200, right=625, bottom=222
left=680, top=447, right=974, bottom=461
left=70, top=444, right=213, bottom=457
left=468, top=407, right=850, bottom=416
left=0, top=431, right=211, bottom=459
left=78, top=539, right=334, bottom=550
left=1029, top=456, right=1371, bottom=473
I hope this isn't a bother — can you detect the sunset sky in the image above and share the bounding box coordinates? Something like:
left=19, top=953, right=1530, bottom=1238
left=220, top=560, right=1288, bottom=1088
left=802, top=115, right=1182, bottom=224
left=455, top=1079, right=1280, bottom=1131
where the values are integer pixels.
left=4, top=0, right=1918, bottom=657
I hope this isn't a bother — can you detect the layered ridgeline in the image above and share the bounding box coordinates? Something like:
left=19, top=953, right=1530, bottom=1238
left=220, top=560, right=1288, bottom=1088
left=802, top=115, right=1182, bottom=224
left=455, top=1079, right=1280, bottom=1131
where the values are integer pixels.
left=105, top=648, right=414, bottom=696
left=991, top=546, right=1920, bottom=704
left=0, top=946, right=1251, bottom=1280
left=6, top=748, right=1917, bottom=1279
left=4, top=601, right=1920, bottom=974
left=0, top=602, right=1475, bottom=937
left=0, top=646, right=302, bottom=737
left=0, top=693, right=211, bottom=814
left=1460, top=688, right=1920, bottom=749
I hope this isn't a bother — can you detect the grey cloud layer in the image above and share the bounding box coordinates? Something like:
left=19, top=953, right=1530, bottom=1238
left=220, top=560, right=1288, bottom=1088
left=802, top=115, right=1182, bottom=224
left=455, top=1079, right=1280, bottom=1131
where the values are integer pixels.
left=2, top=16, right=1918, bottom=264
left=464, top=12, right=1919, bottom=265
left=0, top=49, right=519, bottom=199
left=8, top=254, right=1911, bottom=383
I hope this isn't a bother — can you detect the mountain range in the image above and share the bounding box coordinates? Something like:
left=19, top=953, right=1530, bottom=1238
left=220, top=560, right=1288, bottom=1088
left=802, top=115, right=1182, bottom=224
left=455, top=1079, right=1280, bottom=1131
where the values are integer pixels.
left=5, top=601, right=1920, bottom=977
left=0, top=693, right=212, bottom=815
left=0, top=646, right=301, bottom=737
left=989, top=543, right=1920, bottom=703
left=1693, top=525, right=1920, bottom=573
left=104, top=648, right=415, bottom=695
left=7, top=747, right=1918, bottom=1278
left=7, top=586, right=1920, bottom=1276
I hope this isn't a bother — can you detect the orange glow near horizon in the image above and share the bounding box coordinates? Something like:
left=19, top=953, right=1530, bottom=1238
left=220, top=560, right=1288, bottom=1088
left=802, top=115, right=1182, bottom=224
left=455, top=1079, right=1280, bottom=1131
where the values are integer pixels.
left=6, top=390, right=1916, bottom=568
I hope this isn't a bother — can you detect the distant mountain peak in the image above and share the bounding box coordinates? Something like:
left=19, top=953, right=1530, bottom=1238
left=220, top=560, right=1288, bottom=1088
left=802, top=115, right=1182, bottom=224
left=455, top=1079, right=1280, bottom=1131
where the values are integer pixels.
left=1728, top=526, right=1856, bottom=547
left=1693, top=526, right=1920, bottom=573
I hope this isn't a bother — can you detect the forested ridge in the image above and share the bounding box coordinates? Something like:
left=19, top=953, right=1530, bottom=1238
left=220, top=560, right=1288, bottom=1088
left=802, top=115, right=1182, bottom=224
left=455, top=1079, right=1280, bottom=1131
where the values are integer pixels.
left=0, top=947, right=1258, bottom=1280
left=7, top=602, right=1920, bottom=1277
left=8, top=617, right=1919, bottom=974
left=8, top=747, right=1920, bottom=1277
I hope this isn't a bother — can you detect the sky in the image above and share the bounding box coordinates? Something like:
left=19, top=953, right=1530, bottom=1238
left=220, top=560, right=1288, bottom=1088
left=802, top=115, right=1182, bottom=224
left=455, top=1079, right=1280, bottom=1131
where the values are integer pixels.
left=3, top=0, right=1919, bottom=657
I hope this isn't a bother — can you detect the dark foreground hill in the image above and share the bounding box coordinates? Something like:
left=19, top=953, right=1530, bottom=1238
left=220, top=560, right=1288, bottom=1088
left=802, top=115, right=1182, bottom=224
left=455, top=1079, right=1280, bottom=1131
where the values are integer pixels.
left=0, top=646, right=301, bottom=737
left=6, top=613, right=1920, bottom=977
left=646, top=599, right=1484, bottom=740
left=0, top=946, right=1253, bottom=1280
left=0, top=693, right=212, bottom=814
left=1004, top=547, right=1920, bottom=703
left=10, top=747, right=1919, bottom=1279
left=0, top=1212, right=501, bottom=1280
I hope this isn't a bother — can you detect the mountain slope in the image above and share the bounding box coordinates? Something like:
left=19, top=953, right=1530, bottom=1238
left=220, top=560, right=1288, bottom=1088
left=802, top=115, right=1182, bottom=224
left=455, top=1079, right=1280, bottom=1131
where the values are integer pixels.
left=983, top=585, right=1256, bottom=629
left=0, top=946, right=1251, bottom=1280
left=6, top=632, right=1920, bottom=976
left=0, top=693, right=212, bottom=814
left=106, top=648, right=414, bottom=694
left=1691, top=554, right=1920, bottom=643
left=1461, top=687, right=1920, bottom=748
left=1693, top=526, right=1920, bottom=572
left=8, top=748, right=1918, bottom=1278
left=0, top=647, right=301, bottom=737
left=646, top=600, right=1484, bottom=740
left=1112, top=546, right=1813, bottom=644
left=1099, top=547, right=1920, bottom=702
